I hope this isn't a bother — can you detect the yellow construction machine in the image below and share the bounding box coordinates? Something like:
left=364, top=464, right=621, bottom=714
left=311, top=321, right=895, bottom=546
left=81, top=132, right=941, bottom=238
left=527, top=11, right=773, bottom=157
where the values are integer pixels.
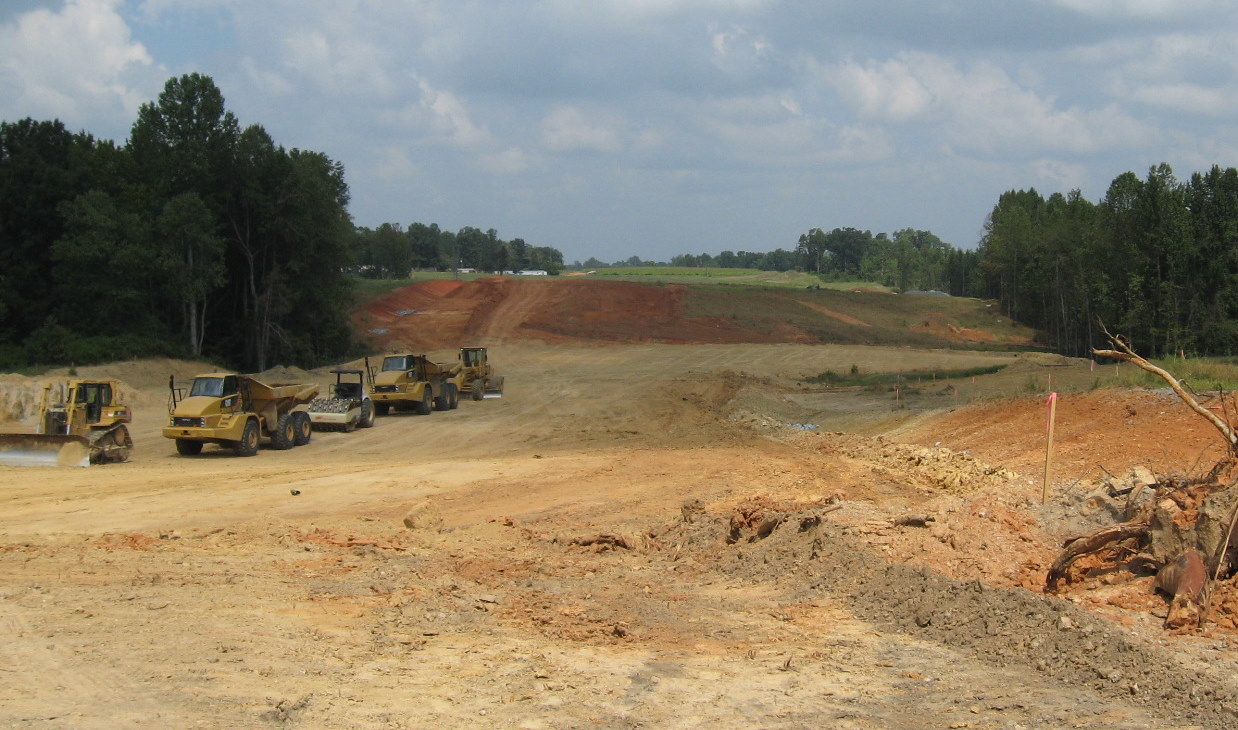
left=163, top=373, right=318, bottom=456
left=445, top=347, right=504, bottom=401
left=0, top=379, right=133, bottom=467
left=370, top=354, right=458, bottom=415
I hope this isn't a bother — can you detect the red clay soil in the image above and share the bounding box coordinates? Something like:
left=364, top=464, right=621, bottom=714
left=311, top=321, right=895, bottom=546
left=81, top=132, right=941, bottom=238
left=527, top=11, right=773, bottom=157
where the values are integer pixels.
left=356, top=278, right=817, bottom=350
left=897, top=388, right=1233, bottom=482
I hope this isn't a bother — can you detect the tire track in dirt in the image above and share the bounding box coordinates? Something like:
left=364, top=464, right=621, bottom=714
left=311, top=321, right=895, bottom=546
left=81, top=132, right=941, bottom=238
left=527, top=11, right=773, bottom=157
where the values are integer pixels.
left=0, top=601, right=169, bottom=728
left=471, top=279, right=553, bottom=345
left=783, top=295, right=871, bottom=327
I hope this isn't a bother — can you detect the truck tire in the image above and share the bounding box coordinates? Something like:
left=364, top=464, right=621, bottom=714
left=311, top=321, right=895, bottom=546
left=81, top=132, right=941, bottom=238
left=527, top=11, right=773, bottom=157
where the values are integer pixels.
left=271, top=413, right=296, bottom=450
left=416, top=389, right=433, bottom=415
left=471, top=379, right=485, bottom=401
left=359, top=400, right=375, bottom=428
left=293, top=411, right=312, bottom=446
left=448, top=384, right=459, bottom=410
left=234, top=420, right=259, bottom=456
left=433, top=388, right=449, bottom=411
left=175, top=439, right=203, bottom=456
left=374, top=402, right=390, bottom=416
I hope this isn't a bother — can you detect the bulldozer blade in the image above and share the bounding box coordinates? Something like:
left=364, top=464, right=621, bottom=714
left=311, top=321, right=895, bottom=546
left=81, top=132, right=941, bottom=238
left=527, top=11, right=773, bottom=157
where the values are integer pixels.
left=0, top=434, right=92, bottom=467
left=482, top=391, right=503, bottom=399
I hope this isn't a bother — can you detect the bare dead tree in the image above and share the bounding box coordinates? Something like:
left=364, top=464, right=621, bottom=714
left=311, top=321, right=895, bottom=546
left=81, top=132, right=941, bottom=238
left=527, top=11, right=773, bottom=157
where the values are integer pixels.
left=1045, top=325, right=1238, bottom=629
left=1091, top=322, right=1237, bottom=457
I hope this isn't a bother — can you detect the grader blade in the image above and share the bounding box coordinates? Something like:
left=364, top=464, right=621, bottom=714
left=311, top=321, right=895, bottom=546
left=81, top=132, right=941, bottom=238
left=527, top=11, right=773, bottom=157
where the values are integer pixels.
left=0, top=434, right=92, bottom=467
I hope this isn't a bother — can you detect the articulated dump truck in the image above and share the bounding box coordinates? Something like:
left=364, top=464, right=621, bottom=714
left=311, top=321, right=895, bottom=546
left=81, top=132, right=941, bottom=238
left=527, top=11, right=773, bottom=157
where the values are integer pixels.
left=370, top=354, right=459, bottom=415
left=163, top=373, right=319, bottom=456
left=0, top=379, right=133, bottom=467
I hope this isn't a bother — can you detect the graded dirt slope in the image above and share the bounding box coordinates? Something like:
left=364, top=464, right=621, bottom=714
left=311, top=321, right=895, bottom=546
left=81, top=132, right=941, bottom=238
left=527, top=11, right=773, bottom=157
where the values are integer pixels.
left=354, top=277, right=1033, bottom=351
left=2, top=342, right=1237, bottom=729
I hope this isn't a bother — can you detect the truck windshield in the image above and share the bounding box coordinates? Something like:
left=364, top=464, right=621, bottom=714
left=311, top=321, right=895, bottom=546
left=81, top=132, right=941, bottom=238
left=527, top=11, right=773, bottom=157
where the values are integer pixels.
left=381, top=356, right=409, bottom=372
left=189, top=377, right=225, bottom=398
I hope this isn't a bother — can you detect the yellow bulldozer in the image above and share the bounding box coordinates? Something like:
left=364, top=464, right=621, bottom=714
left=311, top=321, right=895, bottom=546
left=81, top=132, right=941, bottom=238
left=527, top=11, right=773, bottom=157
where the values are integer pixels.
left=0, top=379, right=133, bottom=467
left=163, top=373, right=319, bottom=456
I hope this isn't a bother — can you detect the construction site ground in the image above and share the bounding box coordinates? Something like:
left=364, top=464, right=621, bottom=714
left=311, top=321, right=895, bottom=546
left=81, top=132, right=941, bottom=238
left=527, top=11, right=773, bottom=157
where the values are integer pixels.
left=3, top=279, right=1238, bottom=729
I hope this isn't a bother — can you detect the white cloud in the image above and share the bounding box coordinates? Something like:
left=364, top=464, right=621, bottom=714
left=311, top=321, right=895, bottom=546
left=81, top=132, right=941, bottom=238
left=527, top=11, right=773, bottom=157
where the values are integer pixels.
left=1126, top=82, right=1237, bottom=115
left=417, top=78, right=492, bottom=148
left=709, top=23, right=771, bottom=76
left=819, top=52, right=1152, bottom=155
left=541, top=106, right=622, bottom=153
left=0, top=0, right=156, bottom=133
left=825, top=56, right=933, bottom=122
left=1047, top=0, right=1226, bottom=19
left=1031, top=158, right=1089, bottom=190
left=478, top=146, right=532, bottom=175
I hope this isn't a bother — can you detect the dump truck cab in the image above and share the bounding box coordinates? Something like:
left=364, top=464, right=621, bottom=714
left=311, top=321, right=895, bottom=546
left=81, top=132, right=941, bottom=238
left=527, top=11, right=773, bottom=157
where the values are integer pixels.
left=371, top=353, right=456, bottom=415
left=164, top=373, right=318, bottom=456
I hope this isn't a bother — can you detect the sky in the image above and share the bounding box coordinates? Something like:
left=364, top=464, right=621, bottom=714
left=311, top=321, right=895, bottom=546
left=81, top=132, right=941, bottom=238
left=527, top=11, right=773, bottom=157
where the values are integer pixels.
left=2, top=1, right=1236, bottom=264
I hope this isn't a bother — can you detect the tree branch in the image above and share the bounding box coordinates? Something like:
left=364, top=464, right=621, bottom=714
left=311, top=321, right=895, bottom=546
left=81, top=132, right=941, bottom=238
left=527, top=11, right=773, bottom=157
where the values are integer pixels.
left=1092, top=323, right=1237, bottom=453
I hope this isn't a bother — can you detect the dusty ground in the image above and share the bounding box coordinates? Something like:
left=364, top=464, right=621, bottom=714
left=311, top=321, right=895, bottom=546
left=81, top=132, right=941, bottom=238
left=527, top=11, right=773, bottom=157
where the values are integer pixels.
left=3, top=284, right=1238, bottom=728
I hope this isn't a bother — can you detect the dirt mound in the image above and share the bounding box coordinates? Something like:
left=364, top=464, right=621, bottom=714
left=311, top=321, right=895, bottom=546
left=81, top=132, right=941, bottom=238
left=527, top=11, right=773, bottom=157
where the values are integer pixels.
left=250, top=365, right=317, bottom=384
left=894, top=389, right=1231, bottom=482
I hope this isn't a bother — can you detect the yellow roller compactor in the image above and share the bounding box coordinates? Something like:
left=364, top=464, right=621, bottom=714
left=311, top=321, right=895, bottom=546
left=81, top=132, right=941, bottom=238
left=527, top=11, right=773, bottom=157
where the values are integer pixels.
left=164, top=373, right=318, bottom=456
left=307, top=368, right=376, bottom=432
left=0, top=379, right=133, bottom=467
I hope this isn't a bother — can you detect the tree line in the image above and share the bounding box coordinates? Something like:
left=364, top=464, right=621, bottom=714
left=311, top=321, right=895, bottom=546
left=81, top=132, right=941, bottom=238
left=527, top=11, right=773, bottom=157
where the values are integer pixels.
left=0, top=73, right=561, bottom=371
left=351, top=222, right=563, bottom=277
left=977, top=164, right=1238, bottom=357
left=595, top=228, right=981, bottom=297
left=0, top=73, right=354, bottom=372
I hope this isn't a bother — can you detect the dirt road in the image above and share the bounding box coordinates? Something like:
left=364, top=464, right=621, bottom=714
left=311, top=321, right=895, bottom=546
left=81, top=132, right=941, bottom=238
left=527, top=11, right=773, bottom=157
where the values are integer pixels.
left=2, top=343, right=1236, bottom=729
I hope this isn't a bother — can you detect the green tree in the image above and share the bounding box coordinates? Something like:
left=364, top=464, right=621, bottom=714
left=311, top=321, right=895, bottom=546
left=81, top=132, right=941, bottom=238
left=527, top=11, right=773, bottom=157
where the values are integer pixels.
left=157, top=192, right=226, bottom=356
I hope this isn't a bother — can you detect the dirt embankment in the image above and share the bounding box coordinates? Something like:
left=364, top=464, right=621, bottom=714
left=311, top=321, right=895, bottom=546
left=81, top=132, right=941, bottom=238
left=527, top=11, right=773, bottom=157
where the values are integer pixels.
left=354, top=277, right=1017, bottom=351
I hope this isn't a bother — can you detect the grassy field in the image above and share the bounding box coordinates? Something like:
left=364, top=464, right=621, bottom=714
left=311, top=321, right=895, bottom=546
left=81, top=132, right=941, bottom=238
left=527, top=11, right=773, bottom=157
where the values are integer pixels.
left=581, top=266, right=892, bottom=291
left=680, top=284, right=1035, bottom=349
left=1095, top=356, right=1238, bottom=391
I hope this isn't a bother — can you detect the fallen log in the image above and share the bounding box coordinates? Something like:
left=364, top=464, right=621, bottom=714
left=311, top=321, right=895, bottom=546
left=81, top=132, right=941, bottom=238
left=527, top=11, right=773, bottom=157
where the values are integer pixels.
left=1045, top=519, right=1149, bottom=592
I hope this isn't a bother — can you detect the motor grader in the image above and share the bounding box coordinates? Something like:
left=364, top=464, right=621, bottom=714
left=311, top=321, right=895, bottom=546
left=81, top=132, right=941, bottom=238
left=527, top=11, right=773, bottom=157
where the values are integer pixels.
left=163, top=373, right=319, bottom=456
left=370, top=354, right=458, bottom=415
left=0, top=379, right=133, bottom=467
left=443, top=347, right=504, bottom=401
